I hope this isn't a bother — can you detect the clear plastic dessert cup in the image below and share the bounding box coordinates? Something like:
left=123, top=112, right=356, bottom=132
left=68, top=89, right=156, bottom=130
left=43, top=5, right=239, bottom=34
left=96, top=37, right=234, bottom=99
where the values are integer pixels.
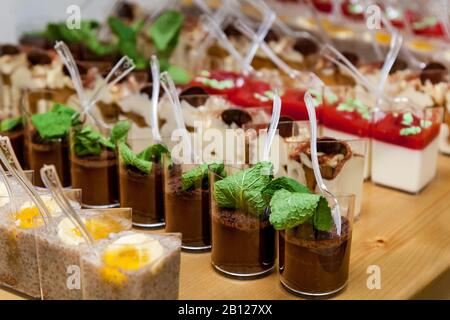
left=163, top=153, right=211, bottom=252
left=80, top=231, right=181, bottom=300
left=23, top=88, right=76, bottom=187
left=36, top=207, right=132, bottom=300
left=118, top=137, right=165, bottom=229
left=287, top=137, right=366, bottom=219
left=279, top=194, right=355, bottom=298
left=371, top=106, right=443, bottom=193
left=209, top=164, right=276, bottom=279
left=70, top=124, right=119, bottom=208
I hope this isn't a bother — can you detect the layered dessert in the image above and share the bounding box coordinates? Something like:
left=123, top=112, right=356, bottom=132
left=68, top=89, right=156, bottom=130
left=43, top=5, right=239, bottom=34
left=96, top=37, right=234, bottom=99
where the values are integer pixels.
left=0, top=44, right=27, bottom=111
left=26, top=103, right=76, bottom=187
left=211, top=162, right=275, bottom=278
left=288, top=137, right=365, bottom=218
left=70, top=121, right=130, bottom=208
left=371, top=109, right=442, bottom=193
left=36, top=208, right=132, bottom=300
left=81, top=232, right=181, bottom=300
left=265, top=176, right=354, bottom=297
left=118, top=140, right=168, bottom=228
left=164, top=160, right=225, bottom=251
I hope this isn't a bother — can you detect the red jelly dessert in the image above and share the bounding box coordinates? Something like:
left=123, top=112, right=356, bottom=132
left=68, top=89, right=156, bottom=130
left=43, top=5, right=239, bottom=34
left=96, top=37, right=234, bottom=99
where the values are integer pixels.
left=372, top=112, right=440, bottom=150
left=312, top=0, right=333, bottom=13
left=227, top=80, right=273, bottom=108
left=322, top=99, right=372, bottom=137
left=341, top=0, right=364, bottom=21
left=281, top=89, right=323, bottom=121
left=188, top=70, right=246, bottom=95
left=412, top=17, right=445, bottom=38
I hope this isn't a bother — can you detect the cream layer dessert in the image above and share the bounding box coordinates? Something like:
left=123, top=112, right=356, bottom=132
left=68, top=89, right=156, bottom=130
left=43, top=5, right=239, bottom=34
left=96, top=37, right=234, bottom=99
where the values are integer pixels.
left=81, top=232, right=181, bottom=300
left=287, top=138, right=365, bottom=219
left=371, top=110, right=442, bottom=193
left=36, top=208, right=132, bottom=300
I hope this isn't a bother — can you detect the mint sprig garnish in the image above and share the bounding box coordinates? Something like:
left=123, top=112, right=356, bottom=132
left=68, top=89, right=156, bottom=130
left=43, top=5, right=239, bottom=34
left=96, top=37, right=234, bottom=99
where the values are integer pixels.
left=262, top=176, right=311, bottom=205
left=0, top=117, right=23, bottom=132
left=31, top=104, right=78, bottom=140
left=119, top=141, right=170, bottom=174
left=213, top=162, right=273, bottom=217
left=181, top=161, right=226, bottom=191
left=269, top=188, right=333, bottom=231
left=73, top=120, right=130, bottom=157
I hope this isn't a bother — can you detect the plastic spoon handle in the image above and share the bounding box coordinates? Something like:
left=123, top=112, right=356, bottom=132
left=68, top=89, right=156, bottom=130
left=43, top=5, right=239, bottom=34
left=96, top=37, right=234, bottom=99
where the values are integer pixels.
left=304, top=93, right=341, bottom=236
left=160, top=71, right=197, bottom=164
left=0, top=162, right=17, bottom=216
left=55, top=41, right=87, bottom=107
left=377, top=31, right=403, bottom=99
left=40, top=165, right=94, bottom=246
left=0, top=137, right=53, bottom=227
left=150, top=55, right=162, bottom=143
left=262, top=92, right=282, bottom=161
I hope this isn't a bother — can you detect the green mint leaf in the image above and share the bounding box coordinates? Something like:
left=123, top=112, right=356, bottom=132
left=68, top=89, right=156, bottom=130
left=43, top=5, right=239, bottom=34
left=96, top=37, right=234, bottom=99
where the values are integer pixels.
left=149, top=10, right=184, bottom=53
left=119, top=141, right=152, bottom=174
left=313, top=197, right=333, bottom=231
left=213, top=162, right=273, bottom=217
left=262, top=177, right=310, bottom=204
left=0, top=117, right=22, bottom=132
left=31, top=103, right=77, bottom=140
left=168, top=65, right=191, bottom=85
left=181, top=161, right=226, bottom=191
left=137, top=143, right=170, bottom=163
left=269, top=189, right=321, bottom=230
left=73, top=125, right=116, bottom=157
left=109, top=120, right=131, bottom=144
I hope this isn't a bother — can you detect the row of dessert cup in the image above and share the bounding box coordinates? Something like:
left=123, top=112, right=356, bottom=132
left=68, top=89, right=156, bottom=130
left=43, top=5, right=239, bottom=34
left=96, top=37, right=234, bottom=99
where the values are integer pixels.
left=0, top=166, right=181, bottom=300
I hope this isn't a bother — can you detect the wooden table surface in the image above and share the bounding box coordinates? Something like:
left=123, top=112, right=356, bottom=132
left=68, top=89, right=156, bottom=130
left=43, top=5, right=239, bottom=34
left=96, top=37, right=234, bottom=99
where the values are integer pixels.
left=1, top=156, right=449, bottom=300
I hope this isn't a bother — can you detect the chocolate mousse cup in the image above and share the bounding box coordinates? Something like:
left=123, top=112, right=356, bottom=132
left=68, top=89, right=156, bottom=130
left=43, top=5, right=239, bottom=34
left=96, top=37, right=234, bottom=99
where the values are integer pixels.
left=70, top=125, right=119, bottom=208
left=118, top=139, right=165, bottom=228
left=279, top=194, right=355, bottom=298
left=163, top=155, right=211, bottom=251
left=23, top=89, right=74, bottom=187
left=209, top=165, right=275, bottom=279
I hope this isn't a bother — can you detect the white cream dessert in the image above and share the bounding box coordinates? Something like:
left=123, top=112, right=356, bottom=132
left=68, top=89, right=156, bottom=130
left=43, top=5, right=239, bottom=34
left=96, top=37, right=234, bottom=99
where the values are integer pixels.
left=371, top=111, right=442, bottom=193
left=81, top=232, right=181, bottom=300
left=287, top=138, right=366, bottom=218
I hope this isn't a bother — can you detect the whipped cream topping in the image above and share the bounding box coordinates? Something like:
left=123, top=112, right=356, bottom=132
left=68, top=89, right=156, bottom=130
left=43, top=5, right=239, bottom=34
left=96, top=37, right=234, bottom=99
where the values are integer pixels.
left=0, top=53, right=27, bottom=75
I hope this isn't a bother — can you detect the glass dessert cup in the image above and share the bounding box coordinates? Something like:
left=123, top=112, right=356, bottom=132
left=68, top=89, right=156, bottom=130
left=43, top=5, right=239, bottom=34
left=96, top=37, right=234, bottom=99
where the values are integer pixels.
left=439, top=107, right=450, bottom=155
left=287, top=137, right=366, bottom=219
left=243, top=120, right=311, bottom=177
left=118, top=138, right=165, bottom=229
left=35, top=207, right=132, bottom=300
left=80, top=231, right=181, bottom=300
left=209, top=164, right=276, bottom=279
left=321, top=85, right=373, bottom=179
left=0, top=112, right=25, bottom=168
left=0, top=188, right=81, bottom=298
left=279, top=194, right=355, bottom=298
left=23, top=88, right=75, bottom=187
left=70, top=124, right=119, bottom=208
left=371, top=107, right=443, bottom=193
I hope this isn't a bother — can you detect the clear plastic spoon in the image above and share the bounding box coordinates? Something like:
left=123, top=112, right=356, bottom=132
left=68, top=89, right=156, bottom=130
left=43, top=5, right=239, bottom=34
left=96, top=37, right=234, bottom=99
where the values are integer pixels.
left=160, top=71, right=198, bottom=164
left=262, top=91, right=282, bottom=162
left=40, top=165, right=94, bottom=246
left=304, top=92, right=341, bottom=236
left=150, top=55, right=162, bottom=143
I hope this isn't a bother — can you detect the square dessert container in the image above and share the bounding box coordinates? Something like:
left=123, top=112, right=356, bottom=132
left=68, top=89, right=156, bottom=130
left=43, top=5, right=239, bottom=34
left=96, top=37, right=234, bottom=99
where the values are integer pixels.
left=80, top=231, right=181, bottom=300
left=209, top=163, right=276, bottom=279
left=371, top=107, right=443, bottom=193
left=279, top=194, right=355, bottom=298
left=70, top=124, right=119, bottom=208
left=0, top=186, right=81, bottom=298
left=163, top=153, right=211, bottom=251
left=23, top=88, right=76, bottom=187
left=287, top=137, right=366, bottom=219
left=36, top=207, right=132, bottom=300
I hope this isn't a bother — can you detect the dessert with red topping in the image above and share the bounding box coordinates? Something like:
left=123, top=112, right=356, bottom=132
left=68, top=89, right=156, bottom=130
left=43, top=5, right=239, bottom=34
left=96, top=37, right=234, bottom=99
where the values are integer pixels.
left=371, top=109, right=442, bottom=193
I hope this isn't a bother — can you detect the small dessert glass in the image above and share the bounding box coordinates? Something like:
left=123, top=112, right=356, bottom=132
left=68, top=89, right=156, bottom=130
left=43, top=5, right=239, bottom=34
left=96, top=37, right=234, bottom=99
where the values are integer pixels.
left=279, top=194, right=355, bottom=298
left=209, top=164, right=276, bottom=279
left=163, top=153, right=211, bottom=251
left=22, top=88, right=76, bottom=187
left=0, top=110, right=26, bottom=168
left=70, top=124, right=119, bottom=208
left=118, top=137, right=165, bottom=228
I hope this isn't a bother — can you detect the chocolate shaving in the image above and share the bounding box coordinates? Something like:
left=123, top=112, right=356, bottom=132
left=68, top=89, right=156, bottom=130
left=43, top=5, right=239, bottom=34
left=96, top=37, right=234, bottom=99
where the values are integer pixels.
left=339, top=51, right=360, bottom=67
left=277, top=116, right=296, bottom=138
left=180, top=87, right=210, bottom=107
left=116, top=1, right=135, bottom=20
left=389, top=58, right=408, bottom=74
left=27, top=50, right=52, bottom=66
left=0, top=44, right=20, bottom=56
left=221, top=108, right=252, bottom=127
left=420, top=62, right=448, bottom=85
left=293, top=38, right=319, bottom=56
left=264, top=29, right=280, bottom=43
left=19, top=34, right=52, bottom=50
